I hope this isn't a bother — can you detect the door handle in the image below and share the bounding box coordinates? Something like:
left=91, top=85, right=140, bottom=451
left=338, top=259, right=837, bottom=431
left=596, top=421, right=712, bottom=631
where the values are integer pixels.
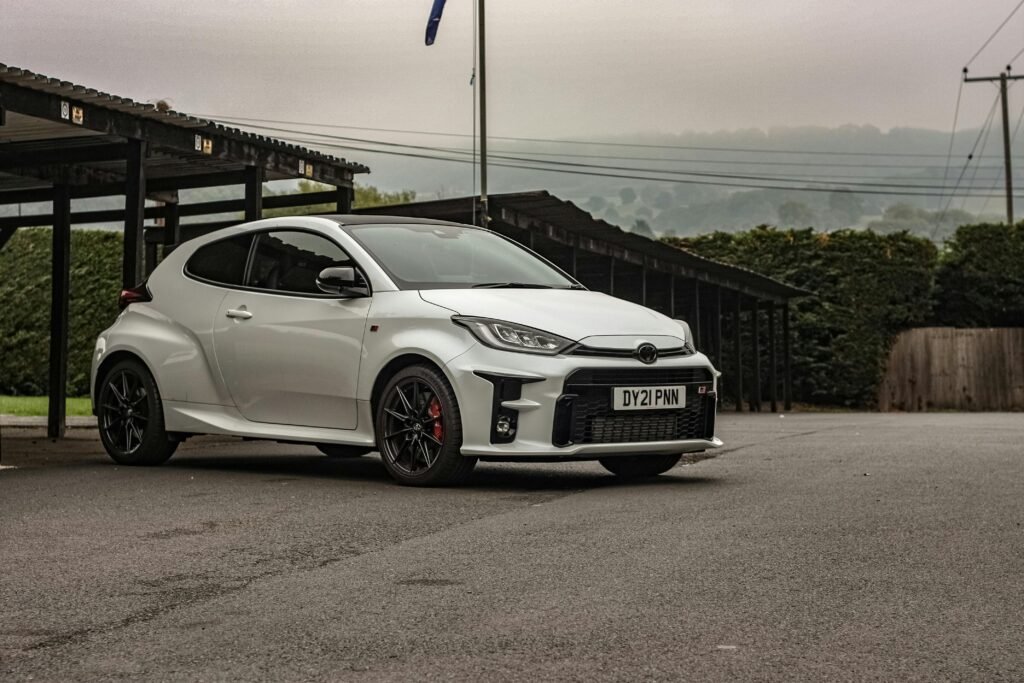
left=226, top=309, right=253, bottom=320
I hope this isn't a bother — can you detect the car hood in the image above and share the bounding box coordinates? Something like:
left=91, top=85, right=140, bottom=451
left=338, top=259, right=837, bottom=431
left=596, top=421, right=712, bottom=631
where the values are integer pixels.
left=418, top=289, right=686, bottom=346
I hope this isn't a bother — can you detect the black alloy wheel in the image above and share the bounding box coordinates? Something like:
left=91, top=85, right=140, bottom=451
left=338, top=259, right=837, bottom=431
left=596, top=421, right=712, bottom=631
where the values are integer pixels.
left=375, top=364, right=476, bottom=486
left=97, top=359, right=177, bottom=466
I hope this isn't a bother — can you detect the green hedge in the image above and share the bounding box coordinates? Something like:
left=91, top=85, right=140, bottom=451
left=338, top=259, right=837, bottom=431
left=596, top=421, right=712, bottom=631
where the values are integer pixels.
left=665, top=227, right=938, bottom=407
left=934, top=222, right=1024, bottom=327
left=0, top=228, right=122, bottom=396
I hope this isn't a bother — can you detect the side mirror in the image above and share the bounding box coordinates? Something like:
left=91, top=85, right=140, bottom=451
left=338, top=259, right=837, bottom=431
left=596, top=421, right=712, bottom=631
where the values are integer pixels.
left=316, top=266, right=360, bottom=295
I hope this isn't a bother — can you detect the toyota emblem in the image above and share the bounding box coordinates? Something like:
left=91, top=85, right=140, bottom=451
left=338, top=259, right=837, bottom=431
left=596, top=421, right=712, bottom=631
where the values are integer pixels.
left=635, top=343, right=658, bottom=364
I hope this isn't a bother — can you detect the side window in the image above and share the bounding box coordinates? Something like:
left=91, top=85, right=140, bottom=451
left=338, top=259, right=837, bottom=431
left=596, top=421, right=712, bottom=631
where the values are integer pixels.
left=247, top=230, right=360, bottom=295
left=185, top=234, right=253, bottom=286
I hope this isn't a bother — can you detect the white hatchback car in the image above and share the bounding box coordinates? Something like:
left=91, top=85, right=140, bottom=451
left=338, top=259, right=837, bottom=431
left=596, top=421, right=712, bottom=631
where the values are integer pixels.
left=92, top=215, right=722, bottom=485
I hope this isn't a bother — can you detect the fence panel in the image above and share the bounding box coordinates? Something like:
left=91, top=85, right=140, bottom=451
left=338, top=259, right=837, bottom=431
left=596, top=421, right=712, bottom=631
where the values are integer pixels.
left=879, top=328, right=1024, bottom=411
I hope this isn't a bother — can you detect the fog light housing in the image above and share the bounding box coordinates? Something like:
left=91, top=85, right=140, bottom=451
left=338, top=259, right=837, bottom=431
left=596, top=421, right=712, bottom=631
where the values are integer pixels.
left=495, top=414, right=514, bottom=437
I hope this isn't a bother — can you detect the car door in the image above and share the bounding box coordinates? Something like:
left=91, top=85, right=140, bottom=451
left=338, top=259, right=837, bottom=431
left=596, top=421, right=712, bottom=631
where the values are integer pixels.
left=213, top=229, right=371, bottom=430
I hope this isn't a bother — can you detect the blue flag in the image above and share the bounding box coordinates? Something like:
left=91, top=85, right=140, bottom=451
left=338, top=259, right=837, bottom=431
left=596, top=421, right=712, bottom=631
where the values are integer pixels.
left=425, top=0, right=447, bottom=45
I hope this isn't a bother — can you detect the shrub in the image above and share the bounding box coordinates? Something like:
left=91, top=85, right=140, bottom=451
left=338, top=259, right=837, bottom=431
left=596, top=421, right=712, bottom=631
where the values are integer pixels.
left=0, top=228, right=122, bottom=396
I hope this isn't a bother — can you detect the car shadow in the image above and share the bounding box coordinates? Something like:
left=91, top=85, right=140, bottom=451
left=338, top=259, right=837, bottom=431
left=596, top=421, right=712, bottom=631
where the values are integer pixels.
left=164, top=451, right=723, bottom=492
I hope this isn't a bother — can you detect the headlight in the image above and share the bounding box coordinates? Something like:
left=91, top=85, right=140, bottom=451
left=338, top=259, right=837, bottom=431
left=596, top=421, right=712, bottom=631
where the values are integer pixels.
left=453, top=316, right=573, bottom=355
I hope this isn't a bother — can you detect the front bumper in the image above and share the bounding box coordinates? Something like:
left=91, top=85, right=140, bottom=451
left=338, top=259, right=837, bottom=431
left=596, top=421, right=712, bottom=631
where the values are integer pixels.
left=444, top=343, right=723, bottom=458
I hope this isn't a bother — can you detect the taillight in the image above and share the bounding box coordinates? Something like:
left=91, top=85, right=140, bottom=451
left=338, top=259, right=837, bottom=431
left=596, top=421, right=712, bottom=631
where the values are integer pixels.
left=118, top=283, right=152, bottom=311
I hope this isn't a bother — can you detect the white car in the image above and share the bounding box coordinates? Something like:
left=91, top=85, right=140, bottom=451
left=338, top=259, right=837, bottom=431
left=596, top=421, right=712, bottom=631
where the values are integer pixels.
left=92, top=216, right=722, bottom=486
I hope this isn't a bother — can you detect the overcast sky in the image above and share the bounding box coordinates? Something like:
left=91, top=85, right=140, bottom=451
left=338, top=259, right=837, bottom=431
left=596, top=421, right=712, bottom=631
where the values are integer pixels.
left=3, top=1, right=1022, bottom=140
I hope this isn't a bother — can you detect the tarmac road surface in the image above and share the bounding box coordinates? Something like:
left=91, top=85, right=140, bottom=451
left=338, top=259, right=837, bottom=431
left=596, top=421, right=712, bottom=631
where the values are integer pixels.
left=1, top=412, right=1022, bottom=681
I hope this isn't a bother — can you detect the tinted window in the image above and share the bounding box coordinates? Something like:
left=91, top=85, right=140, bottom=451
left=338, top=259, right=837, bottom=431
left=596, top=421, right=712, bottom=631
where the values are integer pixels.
left=186, top=234, right=252, bottom=286
left=247, top=231, right=355, bottom=295
left=347, top=224, right=575, bottom=290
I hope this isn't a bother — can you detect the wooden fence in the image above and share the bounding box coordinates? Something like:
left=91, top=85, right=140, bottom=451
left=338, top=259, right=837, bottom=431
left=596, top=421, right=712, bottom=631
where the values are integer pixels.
left=879, top=327, right=1024, bottom=411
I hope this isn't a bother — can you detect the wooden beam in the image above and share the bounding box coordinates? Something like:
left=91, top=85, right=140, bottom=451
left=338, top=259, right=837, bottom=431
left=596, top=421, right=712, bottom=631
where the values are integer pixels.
left=0, top=141, right=130, bottom=170
left=48, top=184, right=71, bottom=439
left=123, top=139, right=146, bottom=287
left=244, top=165, right=264, bottom=222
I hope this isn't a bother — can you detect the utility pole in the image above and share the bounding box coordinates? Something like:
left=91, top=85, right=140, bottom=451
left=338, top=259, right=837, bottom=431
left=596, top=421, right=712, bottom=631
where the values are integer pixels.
left=477, top=0, right=488, bottom=225
left=964, top=67, right=1024, bottom=224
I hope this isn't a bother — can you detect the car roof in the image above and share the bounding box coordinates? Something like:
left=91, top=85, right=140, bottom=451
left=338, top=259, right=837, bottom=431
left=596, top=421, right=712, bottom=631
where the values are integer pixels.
left=313, top=215, right=471, bottom=229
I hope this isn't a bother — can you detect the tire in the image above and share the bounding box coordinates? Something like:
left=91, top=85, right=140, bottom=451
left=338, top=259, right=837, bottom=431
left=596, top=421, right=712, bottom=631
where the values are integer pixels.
left=97, top=358, right=178, bottom=466
left=599, top=454, right=682, bottom=479
left=374, top=364, right=476, bottom=486
left=317, top=444, right=371, bottom=458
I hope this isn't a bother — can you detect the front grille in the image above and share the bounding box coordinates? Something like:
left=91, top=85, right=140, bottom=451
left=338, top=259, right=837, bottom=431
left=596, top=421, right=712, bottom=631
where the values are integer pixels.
left=553, top=367, right=716, bottom=446
left=568, top=343, right=695, bottom=359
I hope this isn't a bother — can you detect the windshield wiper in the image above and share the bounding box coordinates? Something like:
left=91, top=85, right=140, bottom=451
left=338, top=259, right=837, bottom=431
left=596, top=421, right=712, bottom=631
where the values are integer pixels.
left=472, top=282, right=557, bottom=289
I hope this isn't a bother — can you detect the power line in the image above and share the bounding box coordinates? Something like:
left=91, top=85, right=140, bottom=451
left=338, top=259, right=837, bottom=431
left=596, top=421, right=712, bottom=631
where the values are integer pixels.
left=939, top=76, right=966, bottom=210
left=1011, top=44, right=1024, bottom=65
left=964, top=0, right=1024, bottom=68
left=202, top=113, right=962, bottom=159
left=936, top=90, right=1003, bottom=231
left=980, top=96, right=1024, bottom=215
left=274, top=133, right=1024, bottom=200
left=276, top=130, right=1011, bottom=192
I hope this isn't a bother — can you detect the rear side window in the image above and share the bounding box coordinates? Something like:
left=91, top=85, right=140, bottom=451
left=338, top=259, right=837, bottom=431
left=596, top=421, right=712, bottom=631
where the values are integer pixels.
left=246, top=230, right=356, bottom=295
left=185, top=234, right=253, bottom=286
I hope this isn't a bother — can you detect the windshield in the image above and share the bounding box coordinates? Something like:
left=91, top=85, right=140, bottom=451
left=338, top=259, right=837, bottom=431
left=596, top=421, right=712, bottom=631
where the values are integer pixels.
left=346, top=223, right=579, bottom=290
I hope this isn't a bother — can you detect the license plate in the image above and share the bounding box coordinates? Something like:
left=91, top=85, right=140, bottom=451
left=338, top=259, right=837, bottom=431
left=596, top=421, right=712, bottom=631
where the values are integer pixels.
left=612, top=385, right=686, bottom=411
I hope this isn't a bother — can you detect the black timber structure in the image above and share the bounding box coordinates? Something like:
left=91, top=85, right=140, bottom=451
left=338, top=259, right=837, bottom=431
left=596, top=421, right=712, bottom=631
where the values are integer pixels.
left=358, top=192, right=809, bottom=415
left=0, top=64, right=368, bottom=439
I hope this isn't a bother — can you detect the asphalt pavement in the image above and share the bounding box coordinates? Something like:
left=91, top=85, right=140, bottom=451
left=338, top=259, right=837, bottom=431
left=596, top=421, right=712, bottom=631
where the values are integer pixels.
left=1, top=412, right=1022, bottom=681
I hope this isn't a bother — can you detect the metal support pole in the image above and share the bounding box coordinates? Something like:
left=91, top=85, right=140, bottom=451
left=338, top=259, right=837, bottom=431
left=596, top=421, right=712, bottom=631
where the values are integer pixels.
left=768, top=304, right=778, bottom=413
left=48, top=184, right=71, bottom=439
left=733, top=294, right=743, bottom=412
left=750, top=299, right=761, bottom=412
left=477, top=0, right=488, bottom=224
left=123, top=138, right=146, bottom=287
left=244, top=165, right=264, bottom=222
left=783, top=302, right=793, bottom=411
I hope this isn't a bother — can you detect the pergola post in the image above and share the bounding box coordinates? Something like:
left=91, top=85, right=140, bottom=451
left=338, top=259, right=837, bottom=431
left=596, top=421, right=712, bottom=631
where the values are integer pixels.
left=641, top=262, right=648, bottom=306
left=713, top=285, right=723, bottom=370
left=608, top=258, right=615, bottom=296
left=668, top=275, right=676, bottom=318
left=335, top=184, right=354, bottom=213
left=244, top=165, right=264, bottom=222
left=733, top=294, right=743, bottom=412
left=163, top=196, right=181, bottom=249
left=122, top=138, right=146, bottom=287
left=783, top=302, right=793, bottom=411
left=570, top=239, right=578, bottom=278
left=768, top=304, right=778, bottom=413
left=48, top=184, right=71, bottom=439
left=692, top=279, right=702, bottom=350
left=750, top=298, right=761, bottom=412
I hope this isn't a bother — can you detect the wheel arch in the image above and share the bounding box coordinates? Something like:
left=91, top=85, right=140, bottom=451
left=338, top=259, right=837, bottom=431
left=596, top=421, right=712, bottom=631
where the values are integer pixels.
left=369, top=353, right=452, bottom=418
left=92, top=349, right=157, bottom=411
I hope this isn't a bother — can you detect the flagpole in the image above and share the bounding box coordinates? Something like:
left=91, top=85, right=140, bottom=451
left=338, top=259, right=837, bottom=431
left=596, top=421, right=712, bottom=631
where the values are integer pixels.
left=477, top=0, right=488, bottom=225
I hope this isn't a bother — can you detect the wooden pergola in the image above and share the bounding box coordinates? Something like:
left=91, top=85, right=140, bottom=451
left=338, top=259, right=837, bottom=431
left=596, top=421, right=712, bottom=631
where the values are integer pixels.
left=358, top=192, right=810, bottom=414
left=0, top=64, right=369, bottom=438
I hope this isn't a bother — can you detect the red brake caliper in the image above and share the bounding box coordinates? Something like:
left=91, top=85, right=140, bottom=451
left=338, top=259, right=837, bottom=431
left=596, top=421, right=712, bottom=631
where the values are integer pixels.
left=428, top=398, right=444, bottom=442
